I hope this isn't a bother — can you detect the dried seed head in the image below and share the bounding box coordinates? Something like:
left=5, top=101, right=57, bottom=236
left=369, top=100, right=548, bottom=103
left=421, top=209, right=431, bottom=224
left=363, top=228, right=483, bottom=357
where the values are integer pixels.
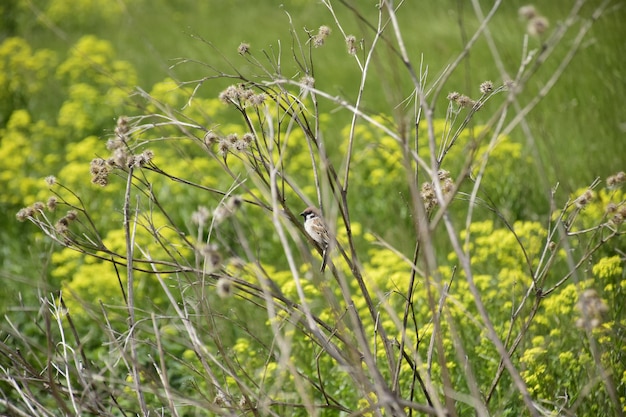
left=90, top=158, right=110, bottom=186
left=447, top=91, right=461, bottom=101
left=106, top=139, right=124, bottom=150
left=346, top=35, right=357, bottom=55
left=213, top=196, right=242, bottom=224
left=313, top=25, right=332, bottom=47
left=247, top=93, right=266, bottom=106
left=204, top=250, right=222, bottom=274
left=300, top=75, right=315, bottom=89
left=479, top=81, right=494, bottom=94
left=191, top=206, right=210, bottom=226
left=16, top=207, right=34, bottom=222
left=610, top=211, right=624, bottom=226
left=204, top=131, right=220, bottom=146
left=217, top=139, right=230, bottom=157
left=112, top=147, right=131, bottom=168
left=607, top=171, right=626, bottom=189
left=233, top=140, right=248, bottom=152
left=575, top=189, right=593, bottom=208
left=527, top=16, right=549, bottom=36
left=219, top=85, right=245, bottom=104
left=47, top=197, right=58, bottom=211
left=421, top=182, right=437, bottom=212
left=45, top=176, right=57, bottom=186
left=226, top=195, right=243, bottom=211
left=318, top=25, right=331, bottom=37
left=32, top=201, right=45, bottom=212
left=65, top=210, right=78, bottom=221
left=115, top=116, right=130, bottom=140
left=241, top=133, right=254, bottom=144
left=132, top=150, right=154, bottom=168
left=518, top=5, right=537, bottom=20
left=237, top=42, right=250, bottom=55
left=456, top=95, right=476, bottom=108
left=226, top=133, right=238, bottom=144
left=216, top=277, right=232, bottom=298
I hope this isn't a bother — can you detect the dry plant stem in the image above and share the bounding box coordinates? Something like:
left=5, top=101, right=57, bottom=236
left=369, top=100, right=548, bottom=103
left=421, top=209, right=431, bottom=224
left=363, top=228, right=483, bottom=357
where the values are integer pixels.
left=443, top=306, right=489, bottom=417
left=151, top=313, right=180, bottom=417
left=50, top=298, right=79, bottom=414
left=264, top=112, right=362, bottom=414
left=399, top=133, right=448, bottom=415
left=146, top=264, right=238, bottom=416
left=443, top=211, right=539, bottom=417
left=322, top=0, right=383, bottom=189
left=122, top=167, right=149, bottom=416
left=429, top=0, right=503, bottom=104
left=42, top=299, right=73, bottom=415
left=502, top=0, right=611, bottom=137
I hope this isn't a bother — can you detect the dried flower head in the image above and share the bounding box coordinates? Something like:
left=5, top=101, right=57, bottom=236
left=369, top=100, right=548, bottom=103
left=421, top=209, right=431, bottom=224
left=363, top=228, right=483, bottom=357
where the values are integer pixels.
left=107, top=138, right=125, bottom=151
left=456, top=95, right=477, bottom=108
left=527, top=16, right=549, bottom=36
left=607, top=171, right=626, bottom=189
left=421, top=171, right=455, bottom=211
left=318, top=25, right=331, bottom=37
left=65, top=210, right=78, bottom=221
left=216, top=277, right=232, bottom=298
left=132, top=150, right=154, bottom=168
left=90, top=158, right=110, bottom=186
left=504, top=79, right=516, bottom=91
left=204, top=131, right=220, bottom=146
left=55, top=219, right=69, bottom=234
left=421, top=182, right=436, bottom=212
left=605, top=202, right=617, bottom=214
left=115, top=116, right=130, bottom=140
left=241, top=133, right=255, bottom=145
left=45, top=176, right=57, bottom=186
left=202, top=244, right=222, bottom=273
left=313, top=25, right=332, bottom=47
left=237, top=42, right=250, bottom=55
left=16, top=207, right=35, bottom=222
left=47, top=196, right=58, bottom=211
left=447, top=91, right=461, bottom=101
left=226, top=195, right=243, bottom=211
left=219, top=85, right=245, bottom=105
left=217, top=139, right=230, bottom=157
left=247, top=93, right=266, bottom=106
left=299, top=75, right=315, bottom=97
left=32, top=201, right=45, bottom=212
left=439, top=170, right=455, bottom=194
left=112, top=147, right=131, bottom=168
left=191, top=206, right=211, bottom=226
left=610, top=211, right=624, bottom=226
left=346, top=35, right=357, bottom=55
left=518, top=5, right=537, bottom=20
left=213, top=196, right=243, bottom=224
left=228, top=257, right=246, bottom=270
left=479, top=81, right=494, bottom=94
left=226, top=133, right=239, bottom=145
left=575, top=189, right=594, bottom=208
left=300, top=75, right=315, bottom=89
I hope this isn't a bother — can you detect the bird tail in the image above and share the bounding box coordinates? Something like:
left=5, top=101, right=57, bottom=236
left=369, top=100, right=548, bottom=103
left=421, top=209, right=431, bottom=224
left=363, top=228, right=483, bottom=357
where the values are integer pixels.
left=320, top=248, right=328, bottom=272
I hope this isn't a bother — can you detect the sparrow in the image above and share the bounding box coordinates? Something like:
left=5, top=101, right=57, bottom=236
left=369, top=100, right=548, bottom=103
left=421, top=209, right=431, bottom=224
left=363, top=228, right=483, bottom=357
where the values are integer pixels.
left=300, top=206, right=331, bottom=271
